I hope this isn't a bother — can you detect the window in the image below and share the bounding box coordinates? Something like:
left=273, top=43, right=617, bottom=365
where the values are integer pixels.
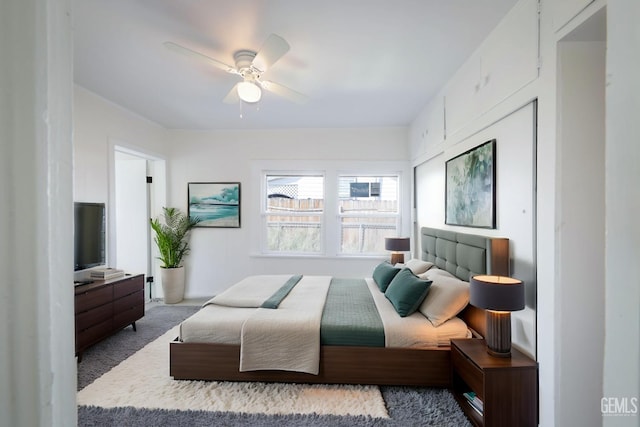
left=263, top=174, right=324, bottom=254
left=256, top=161, right=407, bottom=258
left=338, top=175, right=400, bottom=255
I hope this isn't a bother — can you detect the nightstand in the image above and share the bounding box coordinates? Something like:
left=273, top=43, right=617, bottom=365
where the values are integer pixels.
left=451, top=339, right=538, bottom=427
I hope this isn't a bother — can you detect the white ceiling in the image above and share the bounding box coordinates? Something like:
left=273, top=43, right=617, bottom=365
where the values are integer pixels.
left=73, top=0, right=519, bottom=130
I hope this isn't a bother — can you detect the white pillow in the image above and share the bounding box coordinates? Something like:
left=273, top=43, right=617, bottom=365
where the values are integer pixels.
left=403, top=259, right=434, bottom=275
left=418, top=274, right=470, bottom=327
left=418, top=267, right=457, bottom=280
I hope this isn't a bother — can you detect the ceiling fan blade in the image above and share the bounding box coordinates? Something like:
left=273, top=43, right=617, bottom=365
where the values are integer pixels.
left=223, top=83, right=241, bottom=104
left=163, top=41, right=238, bottom=75
left=260, top=80, right=308, bottom=104
left=251, top=34, right=290, bottom=72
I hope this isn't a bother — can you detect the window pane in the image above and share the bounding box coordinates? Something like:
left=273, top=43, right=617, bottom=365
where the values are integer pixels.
left=267, top=175, right=324, bottom=212
left=265, top=175, right=324, bottom=253
left=340, top=217, right=397, bottom=253
left=266, top=215, right=322, bottom=253
left=338, top=176, right=398, bottom=211
left=338, top=175, right=400, bottom=254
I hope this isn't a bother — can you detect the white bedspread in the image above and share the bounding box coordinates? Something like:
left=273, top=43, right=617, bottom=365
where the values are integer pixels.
left=239, top=276, right=331, bottom=375
left=201, top=275, right=332, bottom=375
left=207, top=275, right=296, bottom=308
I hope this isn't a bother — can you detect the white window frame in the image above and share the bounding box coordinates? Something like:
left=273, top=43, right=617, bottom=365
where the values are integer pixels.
left=251, top=160, right=410, bottom=258
left=261, top=171, right=326, bottom=255
left=336, top=174, right=401, bottom=256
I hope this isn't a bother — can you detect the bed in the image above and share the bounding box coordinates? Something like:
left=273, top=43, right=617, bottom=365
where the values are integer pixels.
left=169, top=227, right=509, bottom=386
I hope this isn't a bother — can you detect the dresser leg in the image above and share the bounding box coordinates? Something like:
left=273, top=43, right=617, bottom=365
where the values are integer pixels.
left=132, top=321, right=137, bottom=332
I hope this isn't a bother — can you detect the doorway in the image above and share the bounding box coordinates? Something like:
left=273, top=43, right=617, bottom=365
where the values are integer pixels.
left=112, top=144, right=166, bottom=302
left=555, top=6, right=606, bottom=426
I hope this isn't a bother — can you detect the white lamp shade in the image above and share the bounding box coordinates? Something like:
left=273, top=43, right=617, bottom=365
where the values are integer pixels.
left=237, top=81, right=262, bottom=103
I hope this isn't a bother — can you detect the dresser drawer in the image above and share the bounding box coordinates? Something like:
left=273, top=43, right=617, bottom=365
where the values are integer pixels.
left=113, top=304, right=144, bottom=330
left=452, top=344, right=484, bottom=399
left=114, top=289, right=144, bottom=312
left=75, top=286, right=112, bottom=313
left=75, top=301, right=112, bottom=331
left=76, top=318, right=113, bottom=351
left=113, top=275, right=144, bottom=299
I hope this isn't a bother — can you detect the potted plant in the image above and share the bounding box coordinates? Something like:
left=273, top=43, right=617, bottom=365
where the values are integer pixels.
left=150, top=207, right=201, bottom=303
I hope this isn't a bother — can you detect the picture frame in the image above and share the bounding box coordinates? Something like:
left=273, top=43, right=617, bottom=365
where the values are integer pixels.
left=445, top=139, right=496, bottom=229
left=188, top=182, right=241, bottom=228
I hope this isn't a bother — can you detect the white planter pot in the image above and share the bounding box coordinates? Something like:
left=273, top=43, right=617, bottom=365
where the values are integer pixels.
left=161, top=266, right=185, bottom=304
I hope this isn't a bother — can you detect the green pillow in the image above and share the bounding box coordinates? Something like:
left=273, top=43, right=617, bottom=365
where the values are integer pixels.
left=372, top=262, right=401, bottom=292
left=385, top=268, right=432, bottom=317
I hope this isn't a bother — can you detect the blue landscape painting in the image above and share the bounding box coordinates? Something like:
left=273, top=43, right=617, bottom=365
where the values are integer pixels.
left=188, top=182, right=240, bottom=228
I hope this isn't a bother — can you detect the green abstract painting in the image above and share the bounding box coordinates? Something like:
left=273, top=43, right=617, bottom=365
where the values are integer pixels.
left=445, top=140, right=496, bottom=228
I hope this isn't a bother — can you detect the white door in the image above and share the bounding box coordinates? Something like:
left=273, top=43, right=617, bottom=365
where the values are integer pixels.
left=114, top=152, right=148, bottom=291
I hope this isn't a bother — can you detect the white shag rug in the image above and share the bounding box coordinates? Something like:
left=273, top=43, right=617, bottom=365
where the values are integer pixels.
left=77, top=326, right=389, bottom=418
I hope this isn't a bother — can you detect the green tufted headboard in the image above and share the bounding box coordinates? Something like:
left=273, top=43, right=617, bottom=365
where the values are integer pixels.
left=420, top=227, right=510, bottom=338
left=420, top=227, right=509, bottom=280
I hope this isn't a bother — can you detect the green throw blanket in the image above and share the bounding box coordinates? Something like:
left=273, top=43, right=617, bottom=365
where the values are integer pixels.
left=320, top=278, right=385, bottom=347
left=260, top=275, right=303, bottom=308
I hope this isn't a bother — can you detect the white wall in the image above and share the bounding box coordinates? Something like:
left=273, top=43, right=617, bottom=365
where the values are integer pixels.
left=74, top=86, right=169, bottom=201
left=0, top=0, right=76, bottom=425
left=414, top=103, right=537, bottom=357
left=166, top=127, right=410, bottom=298
left=603, top=0, right=640, bottom=425
left=557, top=36, right=606, bottom=426
left=73, top=86, right=169, bottom=277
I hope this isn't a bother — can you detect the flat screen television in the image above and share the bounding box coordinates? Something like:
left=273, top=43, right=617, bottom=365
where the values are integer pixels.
left=74, top=202, right=106, bottom=271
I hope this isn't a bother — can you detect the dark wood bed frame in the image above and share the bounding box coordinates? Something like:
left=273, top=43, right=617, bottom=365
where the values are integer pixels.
left=170, top=227, right=509, bottom=387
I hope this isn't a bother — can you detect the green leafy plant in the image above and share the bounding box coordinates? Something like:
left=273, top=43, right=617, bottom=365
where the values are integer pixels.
left=150, top=207, right=201, bottom=268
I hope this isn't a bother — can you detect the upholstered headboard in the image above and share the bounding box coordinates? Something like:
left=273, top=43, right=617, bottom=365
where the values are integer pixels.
left=420, top=227, right=509, bottom=280
left=420, top=227, right=510, bottom=339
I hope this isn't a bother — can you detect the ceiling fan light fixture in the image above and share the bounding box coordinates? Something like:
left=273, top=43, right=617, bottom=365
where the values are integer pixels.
left=237, top=81, right=262, bottom=103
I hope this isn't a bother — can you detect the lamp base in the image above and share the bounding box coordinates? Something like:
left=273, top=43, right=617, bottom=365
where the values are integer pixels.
left=390, top=253, right=404, bottom=265
left=485, top=310, right=512, bottom=357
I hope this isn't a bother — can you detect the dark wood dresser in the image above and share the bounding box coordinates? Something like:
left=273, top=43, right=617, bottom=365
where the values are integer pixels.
left=74, top=273, right=144, bottom=360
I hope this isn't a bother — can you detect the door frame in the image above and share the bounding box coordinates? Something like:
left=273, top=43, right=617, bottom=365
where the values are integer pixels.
left=109, top=139, right=167, bottom=300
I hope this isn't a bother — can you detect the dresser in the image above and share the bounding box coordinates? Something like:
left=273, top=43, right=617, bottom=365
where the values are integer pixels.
left=74, top=274, right=145, bottom=360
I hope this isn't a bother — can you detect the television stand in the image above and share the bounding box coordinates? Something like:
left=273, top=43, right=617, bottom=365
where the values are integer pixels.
left=74, top=273, right=144, bottom=361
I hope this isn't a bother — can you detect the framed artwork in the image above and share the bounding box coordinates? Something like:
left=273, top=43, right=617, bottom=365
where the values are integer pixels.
left=445, top=139, right=496, bottom=229
left=188, top=182, right=241, bottom=228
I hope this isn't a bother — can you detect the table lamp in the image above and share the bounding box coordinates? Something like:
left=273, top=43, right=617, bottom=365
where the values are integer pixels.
left=469, top=275, right=524, bottom=357
left=384, top=237, right=410, bottom=265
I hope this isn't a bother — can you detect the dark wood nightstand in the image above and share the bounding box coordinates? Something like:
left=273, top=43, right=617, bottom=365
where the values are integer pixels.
left=451, top=339, right=538, bottom=427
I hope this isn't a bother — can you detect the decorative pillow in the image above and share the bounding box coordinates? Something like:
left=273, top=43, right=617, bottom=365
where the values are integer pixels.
left=418, top=267, right=457, bottom=281
left=418, top=275, right=470, bottom=326
left=384, top=268, right=432, bottom=317
left=405, top=259, right=435, bottom=275
left=372, top=262, right=401, bottom=292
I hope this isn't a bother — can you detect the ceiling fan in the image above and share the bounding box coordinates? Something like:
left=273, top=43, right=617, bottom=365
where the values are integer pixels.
left=164, top=34, right=308, bottom=105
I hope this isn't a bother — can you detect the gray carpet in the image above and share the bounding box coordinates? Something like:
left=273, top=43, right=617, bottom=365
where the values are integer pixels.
left=77, top=305, right=471, bottom=427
